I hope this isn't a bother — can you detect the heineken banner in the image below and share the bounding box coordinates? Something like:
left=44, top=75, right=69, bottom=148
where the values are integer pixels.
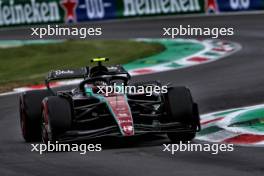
left=0, top=0, right=264, bottom=27
left=0, top=0, right=64, bottom=27
left=119, top=0, right=204, bottom=17
left=0, top=0, right=205, bottom=27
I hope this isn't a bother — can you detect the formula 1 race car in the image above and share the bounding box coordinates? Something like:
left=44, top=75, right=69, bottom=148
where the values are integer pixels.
left=19, top=58, right=200, bottom=144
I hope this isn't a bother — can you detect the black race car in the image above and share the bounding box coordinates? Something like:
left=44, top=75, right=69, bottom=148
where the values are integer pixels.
left=19, top=58, right=200, bottom=144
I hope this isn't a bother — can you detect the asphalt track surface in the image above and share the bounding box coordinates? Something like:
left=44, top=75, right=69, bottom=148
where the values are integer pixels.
left=1, top=14, right=264, bottom=176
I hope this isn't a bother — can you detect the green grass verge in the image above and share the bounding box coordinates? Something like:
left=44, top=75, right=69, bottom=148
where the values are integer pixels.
left=0, top=40, right=164, bottom=92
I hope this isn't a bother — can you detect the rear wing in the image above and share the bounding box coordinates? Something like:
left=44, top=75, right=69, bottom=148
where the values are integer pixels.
left=46, top=67, right=89, bottom=81
left=45, top=67, right=89, bottom=94
left=45, top=64, right=130, bottom=94
left=106, top=65, right=131, bottom=79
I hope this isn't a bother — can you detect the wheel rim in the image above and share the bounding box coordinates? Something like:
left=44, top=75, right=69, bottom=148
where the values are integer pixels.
left=19, top=99, right=26, bottom=138
left=41, top=112, right=49, bottom=144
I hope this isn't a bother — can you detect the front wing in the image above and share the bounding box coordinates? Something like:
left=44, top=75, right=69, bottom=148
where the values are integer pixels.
left=56, top=122, right=197, bottom=143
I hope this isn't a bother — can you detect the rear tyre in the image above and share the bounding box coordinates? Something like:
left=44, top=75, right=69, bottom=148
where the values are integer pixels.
left=19, top=90, right=51, bottom=142
left=42, top=96, right=72, bottom=144
left=165, top=87, right=199, bottom=142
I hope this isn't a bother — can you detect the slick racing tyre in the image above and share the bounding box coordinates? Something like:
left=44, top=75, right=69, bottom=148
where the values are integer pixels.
left=165, top=87, right=199, bottom=142
left=19, top=90, right=52, bottom=142
left=42, top=96, right=72, bottom=144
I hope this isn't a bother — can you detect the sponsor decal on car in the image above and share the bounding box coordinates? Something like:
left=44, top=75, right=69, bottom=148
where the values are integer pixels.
left=55, top=70, right=75, bottom=75
left=105, top=95, right=134, bottom=136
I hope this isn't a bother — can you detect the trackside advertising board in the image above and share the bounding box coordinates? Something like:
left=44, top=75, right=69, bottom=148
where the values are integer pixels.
left=76, top=0, right=117, bottom=22
left=0, top=0, right=264, bottom=27
left=0, top=0, right=64, bottom=27
left=216, top=0, right=264, bottom=12
left=119, top=0, right=204, bottom=17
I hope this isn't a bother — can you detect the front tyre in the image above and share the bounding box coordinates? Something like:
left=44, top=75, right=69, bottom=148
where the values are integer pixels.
left=19, top=90, right=51, bottom=142
left=165, top=87, right=200, bottom=142
left=42, top=96, right=72, bottom=144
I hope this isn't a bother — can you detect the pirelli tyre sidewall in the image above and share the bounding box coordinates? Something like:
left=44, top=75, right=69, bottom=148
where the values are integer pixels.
left=165, top=86, right=197, bottom=142
left=19, top=90, right=51, bottom=142
left=42, top=96, right=72, bottom=144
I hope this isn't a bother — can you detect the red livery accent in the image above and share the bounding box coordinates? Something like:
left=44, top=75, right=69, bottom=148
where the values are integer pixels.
left=105, top=95, right=134, bottom=136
